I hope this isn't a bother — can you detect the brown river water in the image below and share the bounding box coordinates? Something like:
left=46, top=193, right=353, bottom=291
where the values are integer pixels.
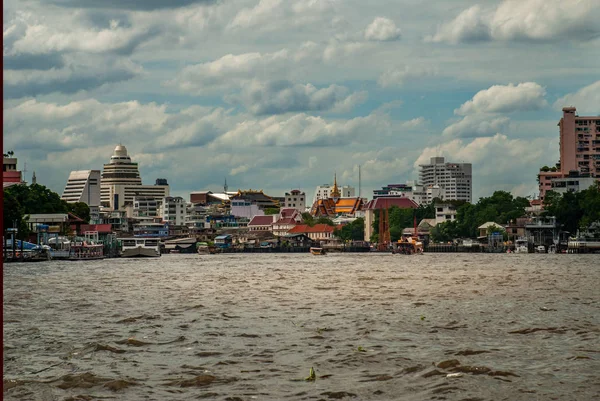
left=3, top=253, right=600, bottom=401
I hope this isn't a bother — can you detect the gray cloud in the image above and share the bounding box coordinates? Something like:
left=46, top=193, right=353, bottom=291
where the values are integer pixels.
left=45, top=0, right=217, bottom=11
left=3, top=53, right=65, bottom=70
left=227, top=80, right=367, bottom=115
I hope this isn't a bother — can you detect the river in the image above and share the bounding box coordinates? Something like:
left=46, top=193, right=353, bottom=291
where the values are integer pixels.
left=3, top=253, right=599, bottom=400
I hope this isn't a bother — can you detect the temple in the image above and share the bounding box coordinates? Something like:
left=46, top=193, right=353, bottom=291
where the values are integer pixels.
left=310, top=173, right=364, bottom=217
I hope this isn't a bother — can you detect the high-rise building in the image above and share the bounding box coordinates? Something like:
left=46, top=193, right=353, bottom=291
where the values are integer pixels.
left=419, top=157, right=472, bottom=203
left=313, top=179, right=355, bottom=204
left=101, top=145, right=169, bottom=210
left=61, top=170, right=101, bottom=222
left=538, top=107, right=600, bottom=201
left=161, top=196, right=186, bottom=226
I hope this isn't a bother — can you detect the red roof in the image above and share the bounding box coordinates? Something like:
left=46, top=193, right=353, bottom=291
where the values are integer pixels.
left=288, top=224, right=334, bottom=234
left=274, top=217, right=297, bottom=225
left=364, top=197, right=418, bottom=210
left=80, top=224, right=113, bottom=233
left=248, top=215, right=275, bottom=226
left=280, top=208, right=299, bottom=218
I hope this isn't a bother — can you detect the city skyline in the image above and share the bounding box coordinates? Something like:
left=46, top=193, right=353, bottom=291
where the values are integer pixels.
left=3, top=0, right=600, bottom=202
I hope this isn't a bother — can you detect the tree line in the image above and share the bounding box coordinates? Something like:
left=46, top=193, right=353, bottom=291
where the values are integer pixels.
left=3, top=184, right=90, bottom=239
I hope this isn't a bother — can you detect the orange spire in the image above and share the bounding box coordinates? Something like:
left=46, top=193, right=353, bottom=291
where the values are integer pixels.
left=331, top=172, right=341, bottom=198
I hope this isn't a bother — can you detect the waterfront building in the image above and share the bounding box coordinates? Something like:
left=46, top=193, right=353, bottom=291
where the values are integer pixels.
left=284, top=189, right=306, bottom=212
left=161, top=196, right=186, bottom=226
left=248, top=215, right=276, bottom=232
left=133, top=197, right=160, bottom=218
left=419, top=157, right=472, bottom=203
left=373, top=181, right=443, bottom=205
left=287, top=224, right=336, bottom=242
left=3, top=153, right=24, bottom=188
left=61, top=170, right=101, bottom=222
left=100, top=145, right=169, bottom=210
left=434, top=203, right=457, bottom=226
left=538, top=107, right=600, bottom=201
left=229, top=190, right=280, bottom=214
left=230, top=198, right=264, bottom=220
left=362, top=197, right=418, bottom=242
left=272, top=208, right=302, bottom=236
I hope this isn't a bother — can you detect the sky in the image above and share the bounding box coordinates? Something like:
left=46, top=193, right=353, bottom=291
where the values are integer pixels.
left=3, top=0, right=600, bottom=203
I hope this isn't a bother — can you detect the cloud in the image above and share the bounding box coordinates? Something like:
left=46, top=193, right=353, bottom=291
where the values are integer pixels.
left=45, top=0, right=217, bottom=10
left=442, top=115, right=510, bottom=138
left=455, top=82, right=547, bottom=115
left=378, top=65, right=437, bottom=88
left=3, top=56, right=142, bottom=98
left=429, top=0, right=600, bottom=44
left=227, top=80, right=367, bottom=115
left=364, top=17, right=401, bottom=41
left=553, top=80, right=600, bottom=115
left=168, top=50, right=293, bottom=94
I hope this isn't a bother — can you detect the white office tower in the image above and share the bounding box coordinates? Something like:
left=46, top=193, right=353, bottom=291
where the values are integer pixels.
left=313, top=184, right=356, bottom=203
left=101, top=145, right=169, bottom=210
left=161, top=196, right=186, bottom=226
left=419, top=157, right=472, bottom=203
left=62, top=170, right=101, bottom=221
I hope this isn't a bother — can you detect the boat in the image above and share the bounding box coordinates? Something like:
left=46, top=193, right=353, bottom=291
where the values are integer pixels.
left=120, top=238, right=161, bottom=258
left=566, top=237, right=600, bottom=253
left=392, top=237, right=423, bottom=255
left=514, top=237, right=529, bottom=254
left=548, top=244, right=557, bottom=254
left=197, top=242, right=215, bottom=255
left=69, top=241, right=105, bottom=260
left=535, top=245, right=546, bottom=253
left=310, top=247, right=326, bottom=255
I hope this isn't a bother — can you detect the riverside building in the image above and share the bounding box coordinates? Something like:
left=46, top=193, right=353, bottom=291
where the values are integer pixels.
left=538, top=107, right=600, bottom=201
left=100, top=145, right=169, bottom=210
left=419, top=157, right=472, bottom=203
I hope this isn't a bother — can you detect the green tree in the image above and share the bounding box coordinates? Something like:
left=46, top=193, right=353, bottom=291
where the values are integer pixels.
left=334, top=218, right=365, bottom=243
left=264, top=207, right=280, bottom=215
left=315, top=217, right=335, bottom=226
left=67, top=202, right=91, bottom=223
left=302, top=212, right=315, bottom=226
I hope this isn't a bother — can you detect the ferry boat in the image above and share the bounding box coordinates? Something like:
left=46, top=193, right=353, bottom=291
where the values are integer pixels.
left=69, top=241, right=104, bottom=260
left=392, top=237, right=423, bottom=255
left=310, top=247, right=326, bottom=255
left=120, top=238, right=161, bottom=258
left=514, top=237, right=529, bottom=254
left=567, top=237, right=600, bottom=253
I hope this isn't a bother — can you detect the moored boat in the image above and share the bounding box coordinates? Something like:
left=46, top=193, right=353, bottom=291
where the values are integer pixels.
left=392, top=237, right=423, bottom=255
left=197, top=242, right=216, bottom=255
left=120, top=238, right=161, bottom=258
left=310, top=247, right=326, bottom=255
left=69, top=241, right=104, bottom=260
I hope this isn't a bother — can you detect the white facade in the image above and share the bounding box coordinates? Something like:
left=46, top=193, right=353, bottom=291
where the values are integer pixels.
left=230, top=199, right=264, bottom=219
left=550, top=176, right=597, bottom=195
left=434, top=203, right=457, bottom=225
left=419, top=157, right=472, bottom=203
left=314, top=184, right=356, bottom=203
left=284, top=190, right=306, bottom=212
left=101, top=145, right=169, bottom=210
left=161, top=196, right=186, bottom=226
left=62, top=170, right=102, bottom=222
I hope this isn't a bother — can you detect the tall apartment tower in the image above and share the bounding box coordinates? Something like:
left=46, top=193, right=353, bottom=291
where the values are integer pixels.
left=419, top=157, right=472, bottom=203
left=538, top=107, right=600, bottom=201
left=284, top=189, right=306, bottom=212
left=101, top=145, right=169, bottom=210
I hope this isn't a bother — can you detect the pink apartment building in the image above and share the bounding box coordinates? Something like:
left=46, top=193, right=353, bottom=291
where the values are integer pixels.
left=538, top=107, right=600, bottom=201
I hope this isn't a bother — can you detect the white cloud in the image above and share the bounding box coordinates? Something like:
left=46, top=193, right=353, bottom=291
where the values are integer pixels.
left=378, top=65, right=437, bottom=88
left=553, top=80, right=600, bottom=115
left=442, top=115, right=510, bottom=138
left=429, top=0, right=600, bottom=44
left=364, top=17, right=401, bottom=41
left=455, top=82, right=547, bottom=115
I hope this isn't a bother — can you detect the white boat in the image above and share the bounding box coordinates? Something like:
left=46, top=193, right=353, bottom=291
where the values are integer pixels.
left=310, top=247, right=326, bottom=255
left=120, top=238, right=161, bottom=258
left=514, top=237, right=529, bottom=254
left=535, top=245, right=546, bottom=253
